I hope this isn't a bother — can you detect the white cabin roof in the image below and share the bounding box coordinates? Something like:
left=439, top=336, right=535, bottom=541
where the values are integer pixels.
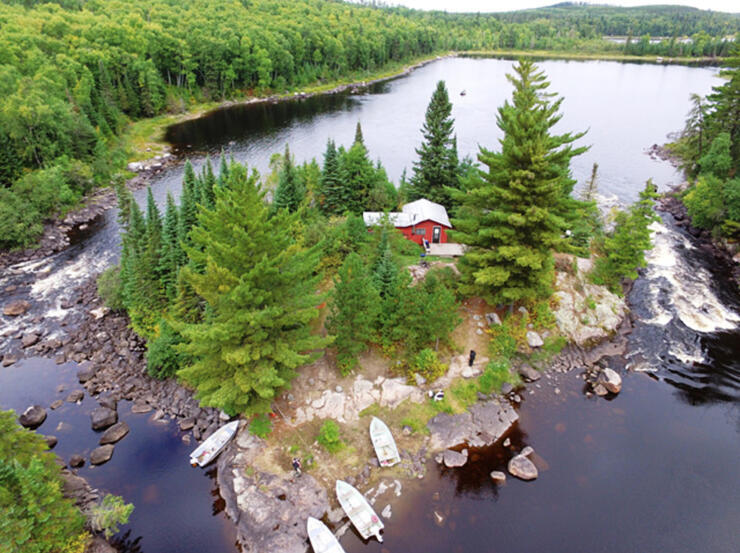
left=363, top=198, right=451, bottom=229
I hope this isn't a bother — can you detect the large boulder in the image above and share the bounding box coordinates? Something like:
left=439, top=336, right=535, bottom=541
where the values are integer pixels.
left=21, top=333, right=40, bottom=348
left=599, top=368, right=622, bottom=394
left=19, top=405, right=47, bottom=428
left=90, top=407, right=117, bottom=430
left=3, top=300, right=30, bottom=316
left=77, top=364, right=97, bottom=384
left=508, top=454, right=538, bottom=481
left=442, top=449, right=468, bottom=468
left=99, top=421, right=129, bottom=445
left=517, top=363, right=541, bottom=382
left=526, top=331, right=544, bottom=348
left=66, top=390, right=84, bottom=403
left=90, top=445, right=115, bottom=465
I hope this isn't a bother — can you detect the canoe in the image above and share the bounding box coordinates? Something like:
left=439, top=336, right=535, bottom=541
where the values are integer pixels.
left=369, top=416, right=401, bottom=467
left=307, top=517, right=345, bottom=553
left=335, top=480, right=384, bottom=542
left=189, top=420, right=239, bottom=467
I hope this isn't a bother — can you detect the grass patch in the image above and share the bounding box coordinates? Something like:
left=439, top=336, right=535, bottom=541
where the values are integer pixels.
left=478, top=359, right=520, bottom=394
left=317, top=420, right=344, bottom=454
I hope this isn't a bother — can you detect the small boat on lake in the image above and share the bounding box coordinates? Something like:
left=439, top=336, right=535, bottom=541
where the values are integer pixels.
left=369, top=416, right=401, bottom=467
left=335, top=480, right=384, bottom=542
left=189, top=420, right=239, bottom=467
left=307, top=517, right=346, bottom=553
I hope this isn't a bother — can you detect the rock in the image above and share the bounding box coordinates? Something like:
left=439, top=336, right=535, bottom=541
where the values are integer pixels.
left=381, top=504, right=392, bottom=519
left=402, top=425, right=413, bottom=436
left=50, top=399, right=64, bottom=410
left=2, top=355, right=18, bottom=367
left=69, top=454, right=85, bottom=468
left=593, top=383, right=608, bottom=396
left=90, top=445, right=114, bottom=465
left=99, top=421, right=129, bottom=445
left=3, top=300, right=30, bottom=316
left=179, top=417, right=196, bottom=431
left=19, top=405, right=47, bottom=428
left=76, top=364, right=96, bottom=383
left=87, top=537, right=117, bottom=553
left=599, top=368, right=622, bottom=394
left=131, top=401, right=152, bottom=414
left=335, top=385, right=343, bottom=393
left=413, top=372, right=427, bottom=386
left=521, top=446, right=534, bottom=457
left=90, top=406, right=117, bottom=430
left=442, top=449, right=468, bottom=468
left=66, top=390, right=84, bottom=403
left=485, top=312, right=502, bottom=326
left=490, top=470, right=506, bottom=484
left=21, top=333, right=40, bottom=348
left=518, top=363, right=541, bottom=382
left=501, top=382, right=514, bottom=395
left=503, top=438, right=511, bottom=447
left=44, top=435, right=58, bottom=449
left=508, top=454, right=538, bottom=481
left=97, top=396, right=117, bottom=411
left=526, top=331, right=544, bottom=348
left=433, top=510, right=445, bottom=526
left=517, top=306, right=529, bottom=316
left=90, top=307, right=109, bottom=319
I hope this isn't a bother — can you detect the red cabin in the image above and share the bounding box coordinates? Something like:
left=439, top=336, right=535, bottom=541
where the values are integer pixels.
left=363, top=199, right=452, bottom=246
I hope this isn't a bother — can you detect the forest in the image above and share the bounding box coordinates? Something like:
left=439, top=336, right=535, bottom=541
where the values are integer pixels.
left=0, top=0, right=738, bottom=250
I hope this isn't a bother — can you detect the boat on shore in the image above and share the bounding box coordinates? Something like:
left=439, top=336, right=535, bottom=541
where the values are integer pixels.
left=335, top=480, right=384, bottom=542
left=369, top=416, right=401, bottom=467
left=189, top=420, right=239, bottom=467
left=307, top=517, right=346, bottom=553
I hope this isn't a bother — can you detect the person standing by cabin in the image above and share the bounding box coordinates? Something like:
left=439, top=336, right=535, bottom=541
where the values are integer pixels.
left=469, top=349, right=476, bottom=367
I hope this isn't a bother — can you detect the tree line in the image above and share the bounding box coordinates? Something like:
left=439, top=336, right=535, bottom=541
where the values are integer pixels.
left=0, top=0, right=736, bottom=250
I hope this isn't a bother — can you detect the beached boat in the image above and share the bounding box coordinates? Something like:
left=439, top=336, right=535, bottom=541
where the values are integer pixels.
left=369, top=416, right=401, bottom=467
left=335, top=480, right=384, bottom=542
left=189, top=420, right=239, bottom=467
left=307, top=517, right=346, bottom=553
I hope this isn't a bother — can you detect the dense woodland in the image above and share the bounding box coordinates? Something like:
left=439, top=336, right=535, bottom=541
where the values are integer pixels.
left=0, top=0, right=738, bottom=249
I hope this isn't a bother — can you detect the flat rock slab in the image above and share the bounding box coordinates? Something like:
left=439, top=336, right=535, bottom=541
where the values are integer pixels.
left=66, top=390, right=84, bottom=403
left=442, top=449, right=468, bottom=468
left=19, top=405, right=47, bottom=428
left=2, top=355, right=18, bottom=367
left=21, top=333, right=40, bottom=348
left=131, top=401, right=152, bottom=414
left=90, top=445, right=115, bottom=465
left=428, top=400, right=519, bottom=451
left=4, top=300, right=30, bottom=316
left=178, top=417, right=195, bottom=431
left=90, top=406, right=117, bottom=430
left=99, top=421, right=129, bottom=445
left=50, top=399, right=64, bottom=410
left=508, top=454, right=538, bottom=481
left=77, top=364, right=97, bottom=383
left=518, top=363, right=541, bottom=382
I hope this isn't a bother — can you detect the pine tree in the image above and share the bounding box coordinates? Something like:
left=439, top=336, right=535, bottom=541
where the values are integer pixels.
left=176, top=162, right=331, bottom=415
left=705, top=43, right=740, bottom=168
left=327, top=253, right=380, bottom=374
left=199, top=156, right=217, bottom=208
left=272, top=144, right=304, bottom=213
left=178, top=160, right=198, bottom=251
left=159, top=192, right=181, bottom=300
left=339, top=124, right=376, bottom=213
left=353, top=121, right=364, bottom=146
left=449, top=60, right=586, bottom=307
left=319, top=139, right=344, bottom=215
left=218, top=150, right=230, bottom=187
left=410, top=80, right=459, bottom=206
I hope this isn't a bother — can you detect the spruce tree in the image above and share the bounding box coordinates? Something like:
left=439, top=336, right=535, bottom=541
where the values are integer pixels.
left=176, top=162, right=331, bottom=415
left=178, top=160, right=198, bottom=252
left=339, top=124, right=376, bottom=213
left=327, top=253, right=380, bottom=374
left=449, top=60, right=586, bottom=307
left=272, top=144, right=304, bottom=213
left=319, top=139, right=344, bottom=215
left=218, top=150, right=230, bottom=187
left=199, top=156, right=216, bottom=208
left=410, top=80, right=459, bottom=206
left=705, top=43, right=740, bottom=168
left=159, top=192, right=181, bottom=300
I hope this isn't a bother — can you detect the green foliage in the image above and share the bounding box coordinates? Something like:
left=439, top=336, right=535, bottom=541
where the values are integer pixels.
left=89, top=494, right=134, bottom=539
left=478, top=359, right=515, bottom=394
left=450, top=59, right=586, bottom=307
left=272, top=145, right=305, bottom=214
left=146, top=319, right=188, bottom=379
left=410, top=80, right=460, bottom=207
left=327, top=253, right=381, bottom=375
left=0, top=411, right=87, bottom=553
left=410, top=348, right=448, bottom=382
left=591, top=180, right=660, bottom=292
left=317, top=420, right=344, bottom=454
left=97, top=267, right=125, bottom=311
left=249, top=415, right=273, bottom=438
left=176, top=162, right=331, bottom=415
left=684, top=174, right=727, bottom=231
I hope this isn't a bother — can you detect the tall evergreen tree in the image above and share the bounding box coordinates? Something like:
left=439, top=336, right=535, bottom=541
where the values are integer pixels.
left=272, top=144, right=304, bottom=213
left=449, top=59, right=586, bottom=306
left=339, top=124, right=376, bottom=213
left=410, top=80, right=459, bottom=206
left=176, top=163, right=331, bottom=415
left=327, top=253, right=380, bottom=374
left=705, top=43, right=740, bottom=168
left=353, top=121, right=364, bottom=146
left=218, top=150, right=230, bottom=187
left=178, top=160, right=198, bottom=252
left=159, top=192, right=181, bottom=300
left=199, top=156, right=216, bottom=208
left=319, top=139, right=344, bottom=215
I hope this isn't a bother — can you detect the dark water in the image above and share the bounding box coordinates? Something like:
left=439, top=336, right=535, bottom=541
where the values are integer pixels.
left=1, top=57, right=738, bottom=553
left=0, top=358, right=237, bottom=552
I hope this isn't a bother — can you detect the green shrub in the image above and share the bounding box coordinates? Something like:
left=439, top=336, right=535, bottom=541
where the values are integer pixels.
left=410, top=348, right=448, bottom=382
left=97, top=266, right=125, bottom=311
left=478, top=360, right=514, bottom=394
left=89, top=494, right=134, bottom=539
left=317, top=420, right=343, bottom=454
left=249, top=415, right=273, bottom=438
left=146, top=319, right=187, bottom=379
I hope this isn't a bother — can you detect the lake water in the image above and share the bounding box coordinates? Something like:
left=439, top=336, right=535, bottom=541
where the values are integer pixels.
left=1, top=57, right=737, bottom=553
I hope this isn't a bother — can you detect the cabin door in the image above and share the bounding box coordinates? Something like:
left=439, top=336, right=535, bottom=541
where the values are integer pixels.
left=432, top=226, right=441, bottom=244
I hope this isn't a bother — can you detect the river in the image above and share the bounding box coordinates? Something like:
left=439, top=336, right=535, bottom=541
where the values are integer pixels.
left=0, top=57, right=737, bottom=553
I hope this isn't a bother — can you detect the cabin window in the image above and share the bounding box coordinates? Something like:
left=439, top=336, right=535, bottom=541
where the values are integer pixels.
left=414, top=228, right=426, bottom=235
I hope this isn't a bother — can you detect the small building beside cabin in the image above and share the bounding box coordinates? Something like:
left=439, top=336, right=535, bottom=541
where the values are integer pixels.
left=363, top=199, right=452, bottom=246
